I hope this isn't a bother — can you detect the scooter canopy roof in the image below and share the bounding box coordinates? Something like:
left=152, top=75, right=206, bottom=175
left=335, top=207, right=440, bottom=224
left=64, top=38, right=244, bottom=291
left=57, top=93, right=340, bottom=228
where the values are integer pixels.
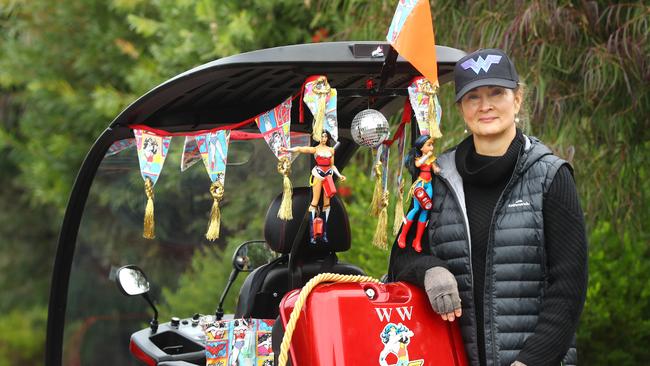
left=109, top=41, right=465, bottom=133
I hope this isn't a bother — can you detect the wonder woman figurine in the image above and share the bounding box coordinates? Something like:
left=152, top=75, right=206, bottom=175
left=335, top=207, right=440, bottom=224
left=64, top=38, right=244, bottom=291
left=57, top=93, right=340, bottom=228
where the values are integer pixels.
left=398, top=135, right=440, bottom=252
left=282, top=131, right=346, bottom=244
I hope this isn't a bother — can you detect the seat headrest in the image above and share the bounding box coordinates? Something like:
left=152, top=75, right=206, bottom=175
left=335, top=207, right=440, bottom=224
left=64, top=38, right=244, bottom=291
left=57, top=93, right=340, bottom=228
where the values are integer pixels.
left=264, top=187, right=351, bottom=254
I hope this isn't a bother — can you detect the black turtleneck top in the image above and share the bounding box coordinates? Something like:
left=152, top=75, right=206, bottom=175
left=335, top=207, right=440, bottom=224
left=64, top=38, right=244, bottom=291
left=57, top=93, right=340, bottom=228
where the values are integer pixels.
left=455, top=131, right=522, bottom=365
left=389, top=130, right=588, bottom=366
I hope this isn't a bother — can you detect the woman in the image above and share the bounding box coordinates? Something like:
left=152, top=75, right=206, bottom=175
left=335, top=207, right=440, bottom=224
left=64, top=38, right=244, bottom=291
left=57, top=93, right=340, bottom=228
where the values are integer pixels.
left=282, top=131, right=346, bottom=243
left=397, top=135, right=440, bottom=252
left=388, top=49, right=588, bottom=366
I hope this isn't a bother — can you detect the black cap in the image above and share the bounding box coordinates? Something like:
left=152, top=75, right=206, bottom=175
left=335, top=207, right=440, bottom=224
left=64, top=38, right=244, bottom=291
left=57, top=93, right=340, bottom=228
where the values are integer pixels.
left=454, top=48, right=519, bottom=102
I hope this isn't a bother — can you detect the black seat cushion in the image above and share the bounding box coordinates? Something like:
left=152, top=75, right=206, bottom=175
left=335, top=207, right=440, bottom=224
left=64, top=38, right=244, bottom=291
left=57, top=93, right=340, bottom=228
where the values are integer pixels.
left=235, top=258, right=365, bottom=319
left=235, top=186, right=364, bottom=319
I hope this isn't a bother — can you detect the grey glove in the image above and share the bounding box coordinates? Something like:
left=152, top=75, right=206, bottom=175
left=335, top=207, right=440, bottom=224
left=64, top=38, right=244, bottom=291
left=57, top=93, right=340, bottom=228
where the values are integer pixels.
left=424, top=266, right=462, bottom=314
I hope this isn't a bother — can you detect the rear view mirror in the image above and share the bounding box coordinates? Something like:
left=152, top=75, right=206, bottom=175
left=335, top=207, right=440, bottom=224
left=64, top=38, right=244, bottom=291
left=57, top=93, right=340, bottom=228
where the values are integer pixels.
left=114, top=265, right=159, bottom=332
left=116, top=265, right=150, bottom=296
left=232, top=240, right=276, bottom=272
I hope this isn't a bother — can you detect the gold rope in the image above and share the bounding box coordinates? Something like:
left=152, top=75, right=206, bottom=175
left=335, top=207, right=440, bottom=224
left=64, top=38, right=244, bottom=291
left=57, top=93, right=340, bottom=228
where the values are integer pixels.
left=278, top=273, right=381, bottom=366
left=143, top=177, right=155, bottom=239
left=369, top=162, right=383, bottom=216
left=277, top=157, right=293, bottom=220
left=312, top=77, right=331, bottom=141
left=205, top=181, right=225, bottom=241
left=373, top=190, right=390, bottom=250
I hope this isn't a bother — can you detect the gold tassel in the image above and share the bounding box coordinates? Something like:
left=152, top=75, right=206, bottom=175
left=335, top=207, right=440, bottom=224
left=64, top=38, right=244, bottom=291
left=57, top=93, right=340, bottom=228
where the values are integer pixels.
left=373, top=191, right=390, bottom=250
left=206, top=181, right=225, bottom=241
left=312, top=77, right=330, bottom=141
left=369, top=162, right=383, bottom=216
left=143, top=177, right=155, bottom=239
left=277, top=157, right=293, bottom=220
left=393, top=180, right=405, bottom=236
left=422, top=80, right=443, bottom=139
left=428, top=111, right=443, bottom=139
left=405, top=179, right=418, bottom=207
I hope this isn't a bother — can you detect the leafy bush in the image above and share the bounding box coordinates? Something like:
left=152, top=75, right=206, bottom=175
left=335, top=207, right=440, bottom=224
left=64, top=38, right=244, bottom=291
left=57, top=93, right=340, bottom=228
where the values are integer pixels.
left=0, top=307, right=47, bottom=366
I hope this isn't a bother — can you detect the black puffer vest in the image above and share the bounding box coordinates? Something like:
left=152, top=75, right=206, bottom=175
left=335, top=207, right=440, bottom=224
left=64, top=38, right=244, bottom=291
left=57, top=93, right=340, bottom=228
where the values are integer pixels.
left=428, top=136, right=577, bottom=366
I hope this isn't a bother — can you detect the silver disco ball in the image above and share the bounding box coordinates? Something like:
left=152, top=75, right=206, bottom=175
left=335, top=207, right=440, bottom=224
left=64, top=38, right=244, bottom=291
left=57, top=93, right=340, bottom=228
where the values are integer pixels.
left=351, top=109, right=390, bottom=148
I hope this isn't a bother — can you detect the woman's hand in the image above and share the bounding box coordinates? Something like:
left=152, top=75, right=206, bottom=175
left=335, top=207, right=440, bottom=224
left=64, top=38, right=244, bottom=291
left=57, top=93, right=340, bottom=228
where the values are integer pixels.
left=511, top=362, right=527, bottom=366
left=339, top=175, right=346, bottom=182
left=424, top=267, right=462, bottom=322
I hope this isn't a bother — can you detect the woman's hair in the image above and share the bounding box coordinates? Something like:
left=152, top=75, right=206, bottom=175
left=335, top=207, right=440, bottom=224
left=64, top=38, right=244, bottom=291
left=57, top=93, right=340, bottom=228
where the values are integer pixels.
left=380, top=324, right=397, bottom=344
left=143, top=137, right=158, bottom=153
left=514, top=83, right=529, bottom=131
left=404, top=135, right=431, bottom=177
left=314, top=130, right=334, bottom=147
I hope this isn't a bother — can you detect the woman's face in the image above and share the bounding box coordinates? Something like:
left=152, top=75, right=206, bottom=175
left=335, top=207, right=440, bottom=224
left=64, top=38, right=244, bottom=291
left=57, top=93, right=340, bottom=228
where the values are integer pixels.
left=420, top=138, right=434, bottom=155
left=320, top=132, right=328, bottom=145
left=459, top=86, right=521, bottom=139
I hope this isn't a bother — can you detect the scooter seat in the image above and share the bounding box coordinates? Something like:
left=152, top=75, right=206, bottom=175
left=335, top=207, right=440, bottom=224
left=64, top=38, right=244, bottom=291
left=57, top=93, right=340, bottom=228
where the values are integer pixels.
left=235, top=187, right=365, bottom=319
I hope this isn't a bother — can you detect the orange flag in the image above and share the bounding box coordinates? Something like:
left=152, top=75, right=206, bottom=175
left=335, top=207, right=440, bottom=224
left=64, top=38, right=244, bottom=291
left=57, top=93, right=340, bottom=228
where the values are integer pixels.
left=387, top=0, right=438, bottom=85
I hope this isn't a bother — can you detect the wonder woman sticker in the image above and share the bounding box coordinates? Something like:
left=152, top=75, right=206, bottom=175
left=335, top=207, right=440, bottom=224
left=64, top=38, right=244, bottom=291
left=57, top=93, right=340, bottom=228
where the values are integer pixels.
left=378, top=323, right=424, bottom=366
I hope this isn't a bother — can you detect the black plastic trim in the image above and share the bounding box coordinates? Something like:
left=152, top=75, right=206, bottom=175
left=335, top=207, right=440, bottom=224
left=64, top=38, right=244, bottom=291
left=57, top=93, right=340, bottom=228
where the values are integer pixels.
left=45, top=126, right=133, bottom=365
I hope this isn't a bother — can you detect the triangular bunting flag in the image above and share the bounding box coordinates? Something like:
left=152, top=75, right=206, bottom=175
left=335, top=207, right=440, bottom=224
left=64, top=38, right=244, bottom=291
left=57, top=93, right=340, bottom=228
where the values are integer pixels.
left=255, top=96, right=294, bottom=220
left=195, top=130, right=230, bottom=240
left=134, top=129, right=172, bottom=239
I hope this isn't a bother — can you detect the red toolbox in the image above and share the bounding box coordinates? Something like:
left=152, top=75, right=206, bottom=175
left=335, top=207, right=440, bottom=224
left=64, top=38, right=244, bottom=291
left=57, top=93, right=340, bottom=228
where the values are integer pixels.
left=279, top=281, right=468, bottom=366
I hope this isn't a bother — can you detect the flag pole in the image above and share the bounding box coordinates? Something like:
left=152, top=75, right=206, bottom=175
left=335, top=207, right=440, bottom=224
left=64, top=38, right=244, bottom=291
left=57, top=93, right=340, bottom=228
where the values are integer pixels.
left=378, top=46, right=399, bottom=92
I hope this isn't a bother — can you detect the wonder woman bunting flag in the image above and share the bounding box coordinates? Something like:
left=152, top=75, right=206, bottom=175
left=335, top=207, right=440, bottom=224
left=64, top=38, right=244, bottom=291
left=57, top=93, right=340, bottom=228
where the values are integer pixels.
left=303, top=76, right=338, bottom=142
left=255, top=96, right=294, bottom=220
left=255, top=96, right=292, bottom=159
left=195, top=131, right=230, bottom=185
left=408, top=77, right=442, bottom=137
left=181, top=136, right=202, bottom=172
left=134, top=129, right=171, bottom=185
left=133, top=129, right=171, bottom=238
left=105, top=138, right=135, bottom=157
left=195, top=130, right=230, bottom=240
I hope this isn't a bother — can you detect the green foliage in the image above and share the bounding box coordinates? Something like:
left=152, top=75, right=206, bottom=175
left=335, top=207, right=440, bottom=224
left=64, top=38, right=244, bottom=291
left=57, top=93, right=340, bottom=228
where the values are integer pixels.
left=0, top=307, right=47, bottom=366
left=159, top=243, right=237, bottom=318
left=338, top=162, right=392, bottom=279
left=580, top=220, right=650, bottom=363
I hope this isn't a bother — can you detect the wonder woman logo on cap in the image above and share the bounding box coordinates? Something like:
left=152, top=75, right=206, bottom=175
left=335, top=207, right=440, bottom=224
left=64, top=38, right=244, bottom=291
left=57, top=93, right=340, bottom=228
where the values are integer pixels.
left=461, top=55, right=503, bottom=74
